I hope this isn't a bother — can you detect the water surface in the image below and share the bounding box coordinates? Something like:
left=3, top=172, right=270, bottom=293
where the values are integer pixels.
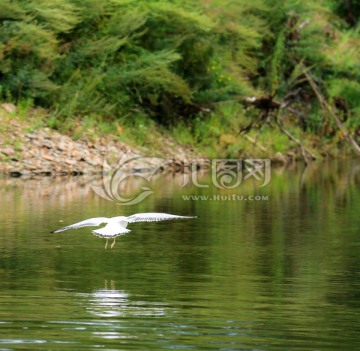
left=0, top=161, right=359, bottom=350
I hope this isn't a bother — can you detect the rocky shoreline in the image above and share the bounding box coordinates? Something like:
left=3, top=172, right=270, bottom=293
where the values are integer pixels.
left=0, top=124, right=199, bottom=178
left=1, top=104, right=338, bottom=178
left=0, top=105, right=202, bottom=177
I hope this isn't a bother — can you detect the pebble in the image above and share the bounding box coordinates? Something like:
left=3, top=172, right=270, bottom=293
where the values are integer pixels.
left=0, top=116, right=203, bottom=177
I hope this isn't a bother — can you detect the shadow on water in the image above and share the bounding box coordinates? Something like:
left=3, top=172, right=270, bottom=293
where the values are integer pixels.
left=0, top=160, right=359, bottom=350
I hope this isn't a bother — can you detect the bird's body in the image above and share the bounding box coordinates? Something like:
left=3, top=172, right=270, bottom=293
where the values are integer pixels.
left=52, top=213, right=196, bottom=249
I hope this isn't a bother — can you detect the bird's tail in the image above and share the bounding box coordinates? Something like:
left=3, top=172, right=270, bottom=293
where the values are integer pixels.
left=92, top=227, right=130, bottom=238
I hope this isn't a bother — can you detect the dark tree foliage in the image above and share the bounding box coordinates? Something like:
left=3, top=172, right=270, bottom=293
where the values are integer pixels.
left=0, top=0, right=359, bottom=136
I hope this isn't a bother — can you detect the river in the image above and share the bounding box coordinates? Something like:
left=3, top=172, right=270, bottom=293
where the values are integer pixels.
left=0, top=160, right=359, bottom=350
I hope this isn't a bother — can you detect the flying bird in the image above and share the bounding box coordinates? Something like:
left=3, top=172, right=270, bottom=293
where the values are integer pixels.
left=52, top=212, right=196, bottom=249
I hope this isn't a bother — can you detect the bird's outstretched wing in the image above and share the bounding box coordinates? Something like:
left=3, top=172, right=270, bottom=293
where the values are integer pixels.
left=126, top=213, right=197, bottom=224
left=51, top=217, right=110, bottom=233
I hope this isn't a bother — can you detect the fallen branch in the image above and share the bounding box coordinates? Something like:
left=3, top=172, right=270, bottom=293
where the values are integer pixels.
left=274, top=115, right=316, bottom=165
left=241, top=95, right=316, bottom=164
left=244, top=135, right=267, bottom=153
left=303, top=70, right=360, bottom=156
left=239, top=110, right=267, bottom=134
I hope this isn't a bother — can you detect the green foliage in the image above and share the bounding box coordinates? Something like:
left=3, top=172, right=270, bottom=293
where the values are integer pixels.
left=328, top=79, right=360, bottom=108
left=0, top=0, right=359, bottom=154
left=0, top=0, right=266, bottom=125
left=330, top=0, right=359, bottom=27
left=255, top=0, right=360, bottom=140
left=328, top=78, right=360, bottom=129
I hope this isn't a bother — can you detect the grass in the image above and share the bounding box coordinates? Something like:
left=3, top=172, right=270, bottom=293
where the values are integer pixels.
left=1, top=98, right=346, bottom=162
left=17, top=98, right=35, bottom=120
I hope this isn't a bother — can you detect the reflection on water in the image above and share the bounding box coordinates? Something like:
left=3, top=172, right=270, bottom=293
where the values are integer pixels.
left=0, top=160, right=359, bottom=350
left=0, top=160, right=359, bottom=206
left=76, top=280, right=167, bottom=342
left=79, top=280, right=166, bottom=319
left=81, top=280, right=131, bottom=318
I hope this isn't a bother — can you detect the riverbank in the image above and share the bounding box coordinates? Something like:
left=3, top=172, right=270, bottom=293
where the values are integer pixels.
left=0, top=103, right=354, bottom=177
left=1, top=0, right=359, bottom=178
left=0, top=104, right=204, bottom=177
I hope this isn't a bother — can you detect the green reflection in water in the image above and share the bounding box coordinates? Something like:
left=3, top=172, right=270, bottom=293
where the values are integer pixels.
left=0, top=160, right=359, bottom=350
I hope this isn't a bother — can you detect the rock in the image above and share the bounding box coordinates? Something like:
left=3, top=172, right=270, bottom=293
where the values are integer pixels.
left=57, top=142, right=66, bottom=151
left=1, top=103, right=16, bottom=114
left=21, top=151, right=31, bottom=158
left=26, top=133, right=37, bottom=140
left=0, top=110, right=205, bottom=177
left=273, top=152, right=286, bottom=164
left=33, top=170, right=52, bottom=176
left=0, top=147, right=15, bottom=156
left=42, top=140, right=54, bottom=149
left=42, top=154, right=55, bottom=162
left=65, top=159, right=77, bottom=166
left=71, top=150, right=78, bottom=158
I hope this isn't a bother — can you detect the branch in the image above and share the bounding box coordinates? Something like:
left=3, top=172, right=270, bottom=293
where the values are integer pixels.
left=274, top=115, right=316, bottom=165
left=303, top=70, right=360, bottom=156
left=244, top=135, right=267, bottom=153
left=239, top=110, right=267, bottom=134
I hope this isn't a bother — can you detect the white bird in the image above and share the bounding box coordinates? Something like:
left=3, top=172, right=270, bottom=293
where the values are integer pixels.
left=52, top=213, right=196, bottom=249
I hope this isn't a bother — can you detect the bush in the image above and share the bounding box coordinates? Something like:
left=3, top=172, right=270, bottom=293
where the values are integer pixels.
left=0, top=0, right=358, bottom=144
